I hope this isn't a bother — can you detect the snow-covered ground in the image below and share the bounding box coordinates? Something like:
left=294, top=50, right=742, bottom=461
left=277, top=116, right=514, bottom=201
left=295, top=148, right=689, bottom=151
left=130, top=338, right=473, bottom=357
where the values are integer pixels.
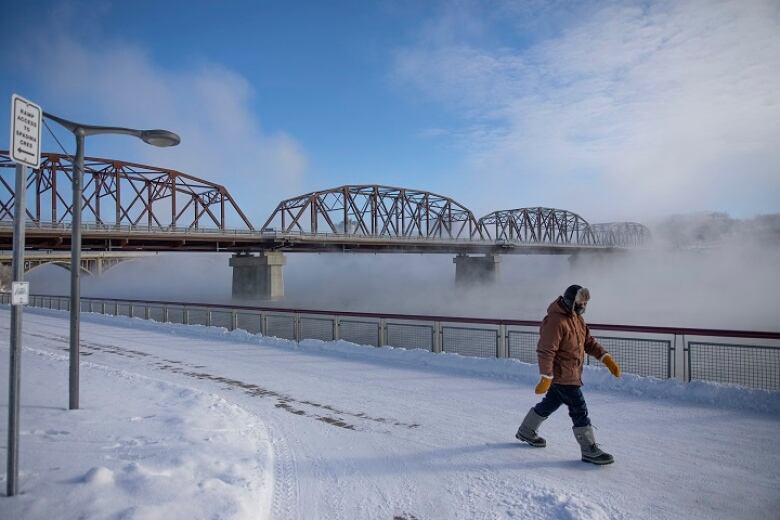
left=1, top=307, right=778, bottom=519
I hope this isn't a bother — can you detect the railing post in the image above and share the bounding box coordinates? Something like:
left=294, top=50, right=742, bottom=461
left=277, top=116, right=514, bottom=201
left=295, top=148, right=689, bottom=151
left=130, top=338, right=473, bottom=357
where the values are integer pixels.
left=333, top=316, right=340, bottom=341
left=207, top=309, right=212, bottom=327
left=163, top=305, right=169, bottom=323
left=231, top=311, right=237, bottom=331
left=433, top=322, right=442, bottom=353
left=497, top=324, right=508, bottom=358
left=144, top=304, right=150, bottom=320
left=378, top=319, right=387, bottom=347
left=129, top=303, right=134, bottom=318
left=293, top=313, right=301, bottom=342
left=184, top=307, right=190, bottom=325
left=672, top=334, right=686, bottom=382
left=260, top=312, right=267, bottom=336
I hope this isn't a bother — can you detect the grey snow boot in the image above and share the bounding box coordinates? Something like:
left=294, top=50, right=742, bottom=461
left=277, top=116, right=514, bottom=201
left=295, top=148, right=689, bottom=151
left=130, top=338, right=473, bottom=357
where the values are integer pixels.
left=515, top=408, right=547, bottom=447
left=573, top=425, right=614, bottom=465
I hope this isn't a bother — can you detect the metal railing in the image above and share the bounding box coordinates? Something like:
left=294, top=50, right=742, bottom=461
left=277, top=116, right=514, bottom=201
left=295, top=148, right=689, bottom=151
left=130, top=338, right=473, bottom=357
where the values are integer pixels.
left=0, top=219, right=621, bottom=249
left=5, top=293, right=780, bottom=391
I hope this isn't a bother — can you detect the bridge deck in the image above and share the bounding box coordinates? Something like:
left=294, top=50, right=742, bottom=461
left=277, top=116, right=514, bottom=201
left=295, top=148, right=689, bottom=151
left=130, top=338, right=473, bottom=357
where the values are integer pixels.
left=0, top=223, right=621, bottom=255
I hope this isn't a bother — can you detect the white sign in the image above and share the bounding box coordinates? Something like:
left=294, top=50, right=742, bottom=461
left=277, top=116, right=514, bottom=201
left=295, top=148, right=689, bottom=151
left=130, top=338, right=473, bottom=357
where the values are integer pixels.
left=11, top=281, right=29, bottom=305
left=10, top=94, right=42, bottom=168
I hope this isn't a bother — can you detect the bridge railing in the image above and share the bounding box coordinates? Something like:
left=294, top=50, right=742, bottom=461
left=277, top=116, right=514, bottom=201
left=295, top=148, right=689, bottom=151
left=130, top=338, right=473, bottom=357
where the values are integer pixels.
left=7, top=293, right=779, bottom=391
left=1, top=220, right=624, bottom=249
left=0, top=220, right=261, bottom=236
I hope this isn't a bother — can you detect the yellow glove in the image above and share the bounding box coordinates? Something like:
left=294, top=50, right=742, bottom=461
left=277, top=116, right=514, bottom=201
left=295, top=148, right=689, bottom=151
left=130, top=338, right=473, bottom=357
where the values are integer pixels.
left=602, top=354, right=621, bottom=377
left=534, top=376, right=552, bottom=394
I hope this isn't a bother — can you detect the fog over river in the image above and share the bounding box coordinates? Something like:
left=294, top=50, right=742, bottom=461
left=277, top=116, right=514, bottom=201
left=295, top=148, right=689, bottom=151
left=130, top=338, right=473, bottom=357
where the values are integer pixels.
left=26, top=231, right=780, bottom=332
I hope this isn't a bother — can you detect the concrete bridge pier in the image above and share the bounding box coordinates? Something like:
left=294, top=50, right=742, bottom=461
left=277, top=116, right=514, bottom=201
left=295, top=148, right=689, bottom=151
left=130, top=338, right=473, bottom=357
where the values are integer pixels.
left=453, top=254, right=501, bottom=285
left=230, top=251, right=286, bottom=300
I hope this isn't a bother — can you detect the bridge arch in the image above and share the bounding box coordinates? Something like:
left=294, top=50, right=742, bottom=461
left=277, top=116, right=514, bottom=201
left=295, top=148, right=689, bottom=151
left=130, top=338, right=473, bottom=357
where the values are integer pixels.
left=0, top=151, right=253, bottom=230
left=479, top=207, right=598, bottom=245
left=261, top=185, right=484, bottom=239
left=24, top=261, right=91, bottom=276
left=590, top=222, right=652, bottom=247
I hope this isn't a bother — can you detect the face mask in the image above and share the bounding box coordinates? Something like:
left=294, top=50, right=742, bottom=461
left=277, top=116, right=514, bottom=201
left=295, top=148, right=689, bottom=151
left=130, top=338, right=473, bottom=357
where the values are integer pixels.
left=574, top=303, right=587, bottom=315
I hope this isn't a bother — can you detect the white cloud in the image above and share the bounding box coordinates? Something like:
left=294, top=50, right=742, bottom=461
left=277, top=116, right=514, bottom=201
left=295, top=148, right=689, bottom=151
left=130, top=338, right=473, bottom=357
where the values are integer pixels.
left=394, top=0, right=780, bottom=221
left=13, top=30, right=307, bottom=227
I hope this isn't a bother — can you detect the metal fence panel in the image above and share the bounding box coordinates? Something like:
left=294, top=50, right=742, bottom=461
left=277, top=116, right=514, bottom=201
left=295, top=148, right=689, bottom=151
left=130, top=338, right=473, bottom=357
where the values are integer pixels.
left=116, top=303, right=131, bottom=317
left=387, top=322, right=433, bottom=351
left=236, top=312, right=262, bottom=334
left=593, top=336, right=671, bottom=379
left=301, top=317, right=334, bottom=341
left=338, top=319, right=378, bottom=346
left=132, top=304, right=146, bottom=319
left=166, top=307, right=185, bottom=324
left=508, top=330, right=539, bottom=364
left=188, top=308, right=209, bottom=326
left=211, top=311, right=233, bottom=329
left=267, top=314, right=295, bottom=340
left=149, top=306, right=165, bottom=322
left=443, top=326, right=498, bottom=358
left=689, top=342, right=780, bottom=391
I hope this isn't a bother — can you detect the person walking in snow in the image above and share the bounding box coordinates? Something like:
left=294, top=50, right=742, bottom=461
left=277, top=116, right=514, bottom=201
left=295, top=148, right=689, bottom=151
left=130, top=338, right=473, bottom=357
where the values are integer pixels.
left=514, top=284, right=622, bottom=465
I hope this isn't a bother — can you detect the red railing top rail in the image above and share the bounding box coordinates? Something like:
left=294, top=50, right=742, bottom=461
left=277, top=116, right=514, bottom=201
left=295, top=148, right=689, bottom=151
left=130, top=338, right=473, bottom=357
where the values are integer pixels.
left=27, top=293, right=780, bottom=341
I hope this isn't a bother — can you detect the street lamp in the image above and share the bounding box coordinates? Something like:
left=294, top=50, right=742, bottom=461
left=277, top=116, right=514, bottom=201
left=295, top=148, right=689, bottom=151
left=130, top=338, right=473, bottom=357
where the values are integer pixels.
left=42, top=112, right=179, bottom=410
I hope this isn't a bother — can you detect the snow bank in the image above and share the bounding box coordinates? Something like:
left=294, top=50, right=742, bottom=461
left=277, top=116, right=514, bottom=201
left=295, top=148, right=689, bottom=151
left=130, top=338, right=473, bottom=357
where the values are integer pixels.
left=302, top=338, right=780, bottom=416
left=22, top=306, right=780, bottom=416
left=0, top=345, right=273, bottom=520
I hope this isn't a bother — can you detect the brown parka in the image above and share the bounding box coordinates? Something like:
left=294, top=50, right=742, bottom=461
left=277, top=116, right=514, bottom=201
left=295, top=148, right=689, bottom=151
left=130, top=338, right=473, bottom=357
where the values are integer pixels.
left=536, top=297, right=607, bottom=386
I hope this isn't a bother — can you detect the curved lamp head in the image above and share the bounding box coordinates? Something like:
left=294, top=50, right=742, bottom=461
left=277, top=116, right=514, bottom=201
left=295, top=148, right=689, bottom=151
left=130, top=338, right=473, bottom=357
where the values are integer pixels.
left=140, top=129, right=181, bottom=147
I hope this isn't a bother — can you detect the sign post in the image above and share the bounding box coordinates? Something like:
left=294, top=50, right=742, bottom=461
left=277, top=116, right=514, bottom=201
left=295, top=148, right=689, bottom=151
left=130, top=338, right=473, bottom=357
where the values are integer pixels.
left=7, top=94, right=41, bottom=497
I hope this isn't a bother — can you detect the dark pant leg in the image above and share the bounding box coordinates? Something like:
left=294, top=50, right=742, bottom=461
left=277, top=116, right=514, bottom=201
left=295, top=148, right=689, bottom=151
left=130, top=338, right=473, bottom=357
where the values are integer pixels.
left=533, top=385, right=564, bottom=418
left=554, top=385, right=591, bottom=428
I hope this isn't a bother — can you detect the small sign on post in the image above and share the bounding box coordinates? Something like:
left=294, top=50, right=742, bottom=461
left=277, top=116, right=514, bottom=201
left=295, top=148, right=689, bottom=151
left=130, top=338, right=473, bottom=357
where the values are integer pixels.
left=10, top=94, right=42, bottom=169
left=11, top=282, right=29, bottom=306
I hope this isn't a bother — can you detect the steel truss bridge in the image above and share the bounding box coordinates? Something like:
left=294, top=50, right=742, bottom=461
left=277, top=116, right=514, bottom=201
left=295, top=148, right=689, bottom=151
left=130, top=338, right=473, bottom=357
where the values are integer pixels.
left=0, top=151, right=650, bottom=255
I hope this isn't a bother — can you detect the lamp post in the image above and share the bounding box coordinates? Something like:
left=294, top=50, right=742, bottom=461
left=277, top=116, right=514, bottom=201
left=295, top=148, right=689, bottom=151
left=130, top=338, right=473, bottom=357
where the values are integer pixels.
left=42, top=112, right=179, bottom=409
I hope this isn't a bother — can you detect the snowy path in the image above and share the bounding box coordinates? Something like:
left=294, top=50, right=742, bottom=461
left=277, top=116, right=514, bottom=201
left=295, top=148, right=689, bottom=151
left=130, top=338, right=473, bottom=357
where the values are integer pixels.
left=1, top=308, right=779, bottom=519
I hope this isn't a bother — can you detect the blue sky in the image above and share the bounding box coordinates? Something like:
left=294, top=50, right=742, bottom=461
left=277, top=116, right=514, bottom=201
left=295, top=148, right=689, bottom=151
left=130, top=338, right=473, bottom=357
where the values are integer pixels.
left=2, top=0, right=778, bottom=225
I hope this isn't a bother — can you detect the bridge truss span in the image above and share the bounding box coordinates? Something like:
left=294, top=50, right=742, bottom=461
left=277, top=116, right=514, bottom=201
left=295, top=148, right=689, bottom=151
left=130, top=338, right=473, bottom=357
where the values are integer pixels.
left=479, top=207, right=598, bottom=245
left=0, top=151, right=254, bottom=231
left=261, top=185, right=484, bottom=239
left=590, top=222, right=652, bottom=247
